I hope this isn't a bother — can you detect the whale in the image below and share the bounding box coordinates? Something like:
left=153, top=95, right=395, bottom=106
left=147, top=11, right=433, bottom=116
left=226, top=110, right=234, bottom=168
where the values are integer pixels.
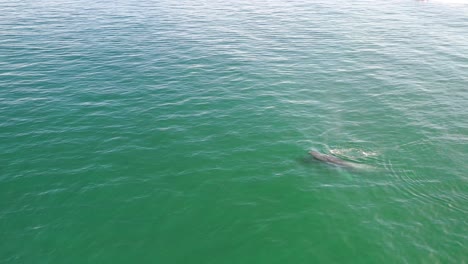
left=309, top=150, right=355, bottom=168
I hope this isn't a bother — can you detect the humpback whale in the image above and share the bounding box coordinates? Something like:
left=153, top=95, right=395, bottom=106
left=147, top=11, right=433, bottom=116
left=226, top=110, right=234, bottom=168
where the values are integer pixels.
left=309, top=151, right=354, bottom=168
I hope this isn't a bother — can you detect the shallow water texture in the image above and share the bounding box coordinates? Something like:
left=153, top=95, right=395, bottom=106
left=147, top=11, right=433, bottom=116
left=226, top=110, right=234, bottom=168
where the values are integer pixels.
left=1, top=0, right=468, bottom=263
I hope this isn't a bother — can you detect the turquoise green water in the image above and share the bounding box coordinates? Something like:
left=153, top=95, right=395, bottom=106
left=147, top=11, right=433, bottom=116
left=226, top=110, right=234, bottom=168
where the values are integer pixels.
left=1, top=0, right=468, bottom=263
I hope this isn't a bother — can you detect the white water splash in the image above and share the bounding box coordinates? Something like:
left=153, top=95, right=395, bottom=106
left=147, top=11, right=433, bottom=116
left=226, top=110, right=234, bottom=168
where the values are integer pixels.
left=329, top=148, right=379, bottom=159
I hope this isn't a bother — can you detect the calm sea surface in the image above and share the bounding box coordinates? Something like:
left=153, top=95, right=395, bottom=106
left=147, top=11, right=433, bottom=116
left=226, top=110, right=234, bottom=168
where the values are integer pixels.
left=1, top=0, right=467, bottom=263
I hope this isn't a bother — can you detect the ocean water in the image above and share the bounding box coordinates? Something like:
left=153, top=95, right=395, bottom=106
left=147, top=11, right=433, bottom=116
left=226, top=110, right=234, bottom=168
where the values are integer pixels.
left=1, top=0, right=467, bottom=263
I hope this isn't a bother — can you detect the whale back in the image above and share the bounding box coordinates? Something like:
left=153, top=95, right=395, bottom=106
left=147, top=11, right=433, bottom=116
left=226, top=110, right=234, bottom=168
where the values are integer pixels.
left=309, top=151, right=349, bottom=167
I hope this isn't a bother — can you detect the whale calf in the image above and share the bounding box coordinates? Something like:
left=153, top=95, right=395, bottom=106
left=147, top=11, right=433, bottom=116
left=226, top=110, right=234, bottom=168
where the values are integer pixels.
left=309, top=150, right=354, bottom=168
